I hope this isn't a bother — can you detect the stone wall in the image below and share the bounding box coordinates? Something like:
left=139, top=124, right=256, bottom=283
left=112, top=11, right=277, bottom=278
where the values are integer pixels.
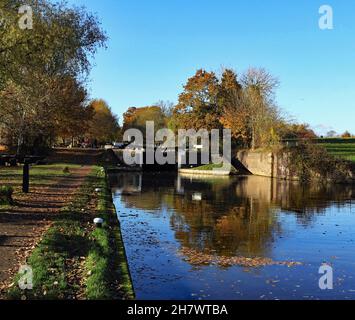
left=236, top=149, right=354, bottom=183
left=237, top=150, right=275, bottom=178
left=236, top=150, right=298, bottom=180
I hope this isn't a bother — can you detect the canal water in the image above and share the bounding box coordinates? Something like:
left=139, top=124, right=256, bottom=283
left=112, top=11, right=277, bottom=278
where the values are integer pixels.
left=110, top=173, right=355, bottom=300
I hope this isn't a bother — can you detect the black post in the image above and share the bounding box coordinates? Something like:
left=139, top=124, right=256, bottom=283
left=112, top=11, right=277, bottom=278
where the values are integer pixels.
left=23, top=161, right=29, bottom=193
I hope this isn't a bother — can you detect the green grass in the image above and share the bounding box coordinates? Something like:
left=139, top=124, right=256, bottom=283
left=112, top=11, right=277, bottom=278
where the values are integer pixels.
left=84, top=168, right=134, bottom=300
left=321, top=143, right=355, bottom=162
left=193, top=162, right=238, bottom=174
left=7, top=166, right=134, bottom=300
left=283, top=139, right=355, bottom=163
left=195, top=163, right=224, bottom=170
left=0, top=163, right=81, bottom=187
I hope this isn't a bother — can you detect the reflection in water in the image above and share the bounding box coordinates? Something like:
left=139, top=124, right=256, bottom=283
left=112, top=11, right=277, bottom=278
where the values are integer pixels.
left=110, top=173, right=355, bottom=300
left=112, top=174, right=353, bottom=257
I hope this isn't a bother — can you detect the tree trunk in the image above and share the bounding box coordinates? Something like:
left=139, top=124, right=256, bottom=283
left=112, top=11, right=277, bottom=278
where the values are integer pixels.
left=251, top=125, right=256, bottom=150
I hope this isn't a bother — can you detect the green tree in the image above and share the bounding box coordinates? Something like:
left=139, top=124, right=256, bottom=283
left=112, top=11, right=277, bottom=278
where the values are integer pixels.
left=0, top=0, right=106, bottom=87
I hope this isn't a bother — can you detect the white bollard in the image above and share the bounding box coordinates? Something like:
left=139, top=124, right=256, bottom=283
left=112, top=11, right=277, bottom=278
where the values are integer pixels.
left=93, top=218, right=104, bottom=228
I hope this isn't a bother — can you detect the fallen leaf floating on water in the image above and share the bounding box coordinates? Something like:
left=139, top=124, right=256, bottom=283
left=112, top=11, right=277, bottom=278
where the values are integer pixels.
left=178, top=247, right=302, bottom=268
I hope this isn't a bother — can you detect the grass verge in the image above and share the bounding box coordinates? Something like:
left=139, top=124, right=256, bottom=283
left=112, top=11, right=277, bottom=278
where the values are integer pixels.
left=85, top=168, right=134, bottom=299
left=7, top=166, right=134, bottom=300
left=194, top=162, right=238, bottom=174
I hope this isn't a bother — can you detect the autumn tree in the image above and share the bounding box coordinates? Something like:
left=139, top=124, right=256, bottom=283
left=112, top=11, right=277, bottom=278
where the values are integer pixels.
left=170, top=68, right=284, bottom=150
left=341, top=131, right=352, bottom=138
left=87, top=99, right=120, bottom=145
left=218, top=69, right=249, bottom=146
left=0, top=74, right=94, bottom=153
left=281, top=123, right=317, bottom=140
left=0, top=0, right=106, bottom=87
left=0, top=0, right=107, bottom=153
left=172, top=69, right=221, bottom=131
left=123, top=106, right=167, bottom=135
left=54, top=77, right=93, bottom=144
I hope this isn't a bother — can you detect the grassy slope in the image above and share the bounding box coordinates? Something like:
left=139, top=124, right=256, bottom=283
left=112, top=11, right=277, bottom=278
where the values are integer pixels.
left=6, top=166, right=134, bottom=300
left=194, top=163, right=224, bottom=170
left=193, top=162, right=238, bottom=174
left=321, top=142, right=355, bottom=162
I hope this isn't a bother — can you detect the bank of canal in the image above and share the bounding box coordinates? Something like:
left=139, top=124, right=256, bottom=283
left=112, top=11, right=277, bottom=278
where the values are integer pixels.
left=111, top=172, right=355, bottom=300
left=6, top=166, right=134, bottom=300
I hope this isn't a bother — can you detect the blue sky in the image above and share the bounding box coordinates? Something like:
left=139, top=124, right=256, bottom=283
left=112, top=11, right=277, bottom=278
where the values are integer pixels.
left=67, top=0, right=355, bottom=135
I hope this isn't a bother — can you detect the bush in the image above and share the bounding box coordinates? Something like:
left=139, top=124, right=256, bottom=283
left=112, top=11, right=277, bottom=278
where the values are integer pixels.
left=286, top=142, right=353, bottom=183
left=63, top=166, right=70, bottom=174
left=0, top=186, right=14, bottom=205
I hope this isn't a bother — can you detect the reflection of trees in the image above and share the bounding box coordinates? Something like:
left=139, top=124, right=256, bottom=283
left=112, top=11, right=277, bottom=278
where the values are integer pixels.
left=169, top=176, right=281, bottom=257
left=111, top=172, right=354, bottom=259
left=109, top=173, right=142, bottom=194
left=235, top=177, right=355, bottom=226
left=170, top=194, right=280, bottom=257
left=120, top=193, right=164, bottom=211
left=115, top=173, right=176, bottom=211
left=280, top=183, right=354, bottom=225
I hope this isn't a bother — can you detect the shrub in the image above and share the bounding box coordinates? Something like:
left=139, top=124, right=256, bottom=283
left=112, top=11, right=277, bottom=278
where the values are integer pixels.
left=285, top=142, right=353, bottom=183
left=63, top=166, right=70, bottom=174
left=0, top=186, right=14, bottom=205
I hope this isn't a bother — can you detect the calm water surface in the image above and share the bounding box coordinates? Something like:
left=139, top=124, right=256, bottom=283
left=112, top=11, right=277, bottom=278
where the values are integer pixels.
left=110, top=173, right=355, bottom=300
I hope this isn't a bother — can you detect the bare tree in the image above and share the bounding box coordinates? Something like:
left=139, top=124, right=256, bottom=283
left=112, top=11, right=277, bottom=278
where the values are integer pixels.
left=155, top=100, right=175, bottom=118
left=241, top=68, right=281, bottom=149
left=241, top=68, right=279, bottom=102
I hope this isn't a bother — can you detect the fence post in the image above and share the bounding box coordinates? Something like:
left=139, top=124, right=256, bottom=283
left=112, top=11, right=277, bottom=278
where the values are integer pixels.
left=22, top=160, right=29, bottom=193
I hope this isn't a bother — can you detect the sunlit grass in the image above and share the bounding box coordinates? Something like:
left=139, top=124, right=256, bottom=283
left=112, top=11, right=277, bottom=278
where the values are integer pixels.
left=0, top=164, right=81, bottom=187
left=322, top=143, right=355, bottom=162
